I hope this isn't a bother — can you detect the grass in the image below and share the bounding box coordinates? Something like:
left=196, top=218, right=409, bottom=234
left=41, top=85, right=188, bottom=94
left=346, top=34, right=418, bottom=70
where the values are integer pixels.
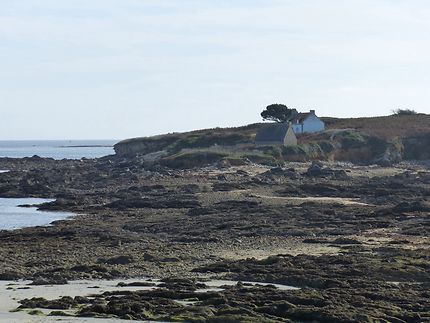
left=167, top=132, right=251, bottom=153
left=322, top=114, right=430, bottom=139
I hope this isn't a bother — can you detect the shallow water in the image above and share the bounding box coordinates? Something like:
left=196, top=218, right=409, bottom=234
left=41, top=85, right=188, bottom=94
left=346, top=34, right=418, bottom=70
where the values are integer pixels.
left=201, top=279, right=299, bottom=291
left=0, top=198, right=73, bottom=230
left=0, top=140, right=116, bottom=160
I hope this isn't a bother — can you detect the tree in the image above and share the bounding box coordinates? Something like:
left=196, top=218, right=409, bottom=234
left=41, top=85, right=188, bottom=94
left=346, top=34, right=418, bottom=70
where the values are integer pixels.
left=261, top=104, right=297, bottom=123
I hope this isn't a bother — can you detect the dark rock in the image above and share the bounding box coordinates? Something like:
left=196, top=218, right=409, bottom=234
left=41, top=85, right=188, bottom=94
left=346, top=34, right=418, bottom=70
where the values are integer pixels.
left=117, top=281, right=156, bottom=287
left=48, top=311, right=72, bottom=316
left=393, top=201, right=430, bottom=213
left=305, top=162, right=349, bottom=180
left=107, top=197, right=201, bottom=209
left=29, top=276, right=68, bottom=285
left=331, top=237, right=362, bottom=245
left=212, top=182, right=246, bottom=192
left=19, top=296, right=76, bottom=310
left=0, top=271, right=21, bottom=280
left=99, top=255, right=134, bottom=265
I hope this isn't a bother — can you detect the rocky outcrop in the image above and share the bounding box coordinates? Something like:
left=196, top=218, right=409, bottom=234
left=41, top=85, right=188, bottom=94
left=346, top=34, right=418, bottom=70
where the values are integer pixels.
left=113, top=122, right=430, bottom=168
left=403, top=133, right=430, bottom=160
left=114, top=135, right=178, bottom=157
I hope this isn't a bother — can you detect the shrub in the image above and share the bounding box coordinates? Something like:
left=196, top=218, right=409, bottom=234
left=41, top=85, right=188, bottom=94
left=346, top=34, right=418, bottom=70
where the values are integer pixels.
left=392, top=109, right=418, bottom=115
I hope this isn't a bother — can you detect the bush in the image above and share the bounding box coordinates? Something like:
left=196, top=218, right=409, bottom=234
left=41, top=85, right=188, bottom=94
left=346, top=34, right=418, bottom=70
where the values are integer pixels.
left=392, top=109, right=417, bottom=115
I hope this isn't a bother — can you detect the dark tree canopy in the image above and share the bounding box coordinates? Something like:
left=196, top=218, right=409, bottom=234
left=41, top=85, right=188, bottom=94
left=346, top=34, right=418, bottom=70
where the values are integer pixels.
left=261, top=104, right=297, bottom=123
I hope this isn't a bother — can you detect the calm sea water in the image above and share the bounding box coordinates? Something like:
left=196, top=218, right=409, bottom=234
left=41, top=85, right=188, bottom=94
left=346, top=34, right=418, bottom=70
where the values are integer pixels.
left=0, top=198, right=74, bottom=230
left=0, top=140, right=117, bottom=160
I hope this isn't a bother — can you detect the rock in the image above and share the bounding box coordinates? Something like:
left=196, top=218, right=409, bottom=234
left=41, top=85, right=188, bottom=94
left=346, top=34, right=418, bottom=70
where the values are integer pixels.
left=236, top=170, right=249, bottom=176
left=306, top=163, right=325, bottom=177
left=29, top=276, right=68, bottom=285
left=302, top=238, right=330, bottom=244
left=331, top=237, right=362, bottom=245
left=0, top=271, right=22, bottom=280
left=159, top=277, right=205, bottom=292
left=101, top=255, right=134, bottom=265
left=217, top=174, right=227, bottom=181
left=107, top=196, right=201, bottom=209
left=19, top=296, right=76, bottom=310
left=212, top=182, right=246, bottom=191
left=268, top=166, right=285, bottom=175
left=117, top=281, right=156, bottom=287
left=261, top=167, right=299, bottom=179
left=305, top=162, right=350, bottom=180
left=393, top=201, right=430, bottom=213
left=48, top=311, right=71, bottom=316
left=377, top=157, right=393, bottom=167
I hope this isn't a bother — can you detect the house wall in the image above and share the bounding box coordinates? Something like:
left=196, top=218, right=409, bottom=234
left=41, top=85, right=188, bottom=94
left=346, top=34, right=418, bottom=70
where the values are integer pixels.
left=291, top=124, right=303, bottom=134
left=283, top=127, right=298, bottom=146
left=303, top=114, right=325, bottom=133
left=292, top=115, right=325, bottom=134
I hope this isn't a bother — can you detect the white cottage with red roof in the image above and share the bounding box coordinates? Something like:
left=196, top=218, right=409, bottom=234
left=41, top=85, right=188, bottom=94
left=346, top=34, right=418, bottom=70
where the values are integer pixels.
left=290, top=110, right=325, bottom=134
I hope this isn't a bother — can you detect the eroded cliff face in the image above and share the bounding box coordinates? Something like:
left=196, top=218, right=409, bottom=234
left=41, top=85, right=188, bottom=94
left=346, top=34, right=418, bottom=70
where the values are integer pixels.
left=114, top=136, right=178, bottom=157
left=403, top=134, right=430, bottom=160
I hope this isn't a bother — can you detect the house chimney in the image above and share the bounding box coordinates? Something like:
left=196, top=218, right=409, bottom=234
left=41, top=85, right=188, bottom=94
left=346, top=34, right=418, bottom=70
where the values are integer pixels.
left=310, top=109, right=315, bottom=114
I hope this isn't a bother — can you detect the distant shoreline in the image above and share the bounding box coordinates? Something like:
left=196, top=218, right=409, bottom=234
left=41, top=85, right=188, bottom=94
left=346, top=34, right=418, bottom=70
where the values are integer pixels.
left=58, top=145, right=113, bottom=148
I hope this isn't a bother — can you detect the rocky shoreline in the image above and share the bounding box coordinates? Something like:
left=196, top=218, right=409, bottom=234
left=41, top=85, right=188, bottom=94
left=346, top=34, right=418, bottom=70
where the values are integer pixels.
left=0, top=155, right=429, bottom=322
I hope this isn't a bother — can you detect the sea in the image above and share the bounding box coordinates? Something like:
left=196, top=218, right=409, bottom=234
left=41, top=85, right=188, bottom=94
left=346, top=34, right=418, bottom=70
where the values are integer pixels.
left=0, top=140, right=118, bottom=160
left=0, top=140, right=118, bottom=230
left=0, top=198, right=74, bottom=231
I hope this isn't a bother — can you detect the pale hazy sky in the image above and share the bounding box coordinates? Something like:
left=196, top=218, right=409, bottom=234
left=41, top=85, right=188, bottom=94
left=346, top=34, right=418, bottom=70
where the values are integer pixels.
left=1, top=0, right=430, bottom=139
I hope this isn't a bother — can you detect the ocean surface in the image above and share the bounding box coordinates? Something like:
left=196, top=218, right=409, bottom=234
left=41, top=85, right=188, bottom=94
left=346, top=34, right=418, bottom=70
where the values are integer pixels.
left=0, top=140, right=117, bottom=160
left=0, top=198, right=74, bottom=230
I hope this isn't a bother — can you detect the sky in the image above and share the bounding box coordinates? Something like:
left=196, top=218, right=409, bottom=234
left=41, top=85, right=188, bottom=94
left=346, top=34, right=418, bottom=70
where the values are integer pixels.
left=1, top=0, right=430, bottom=140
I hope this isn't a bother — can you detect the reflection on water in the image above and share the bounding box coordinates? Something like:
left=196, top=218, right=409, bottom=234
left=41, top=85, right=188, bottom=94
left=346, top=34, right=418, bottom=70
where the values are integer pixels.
left=0, top=198, right=73, bottom=230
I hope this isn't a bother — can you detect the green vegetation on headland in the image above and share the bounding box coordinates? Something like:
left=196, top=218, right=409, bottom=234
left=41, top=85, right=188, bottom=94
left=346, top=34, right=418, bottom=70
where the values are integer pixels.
left=114, top=114, right=430, bottom=168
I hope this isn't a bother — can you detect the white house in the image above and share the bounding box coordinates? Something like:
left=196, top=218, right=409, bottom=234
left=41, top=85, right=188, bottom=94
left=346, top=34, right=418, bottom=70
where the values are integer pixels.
left=290, top=110, right=325, bottom=134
